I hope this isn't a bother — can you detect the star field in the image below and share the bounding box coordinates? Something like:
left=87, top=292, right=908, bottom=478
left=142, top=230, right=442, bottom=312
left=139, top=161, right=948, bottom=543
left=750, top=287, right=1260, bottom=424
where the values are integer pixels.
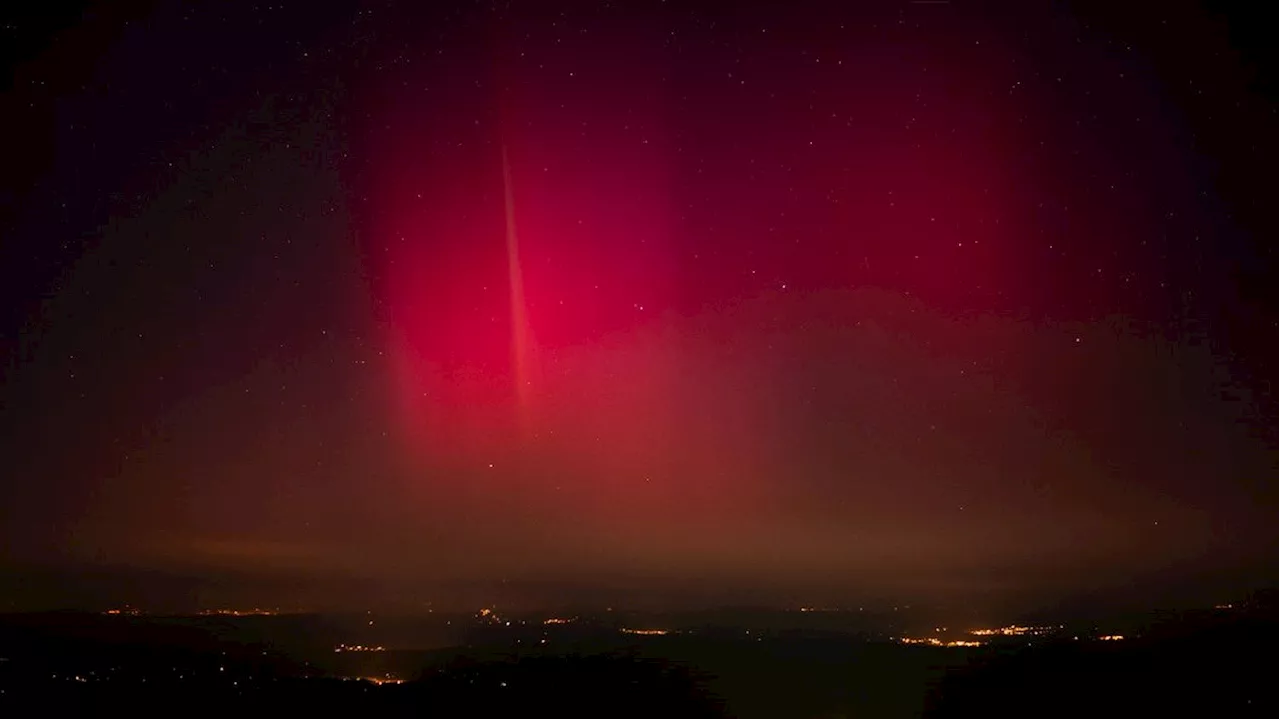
left=0, top=0, right=1272, bottom=612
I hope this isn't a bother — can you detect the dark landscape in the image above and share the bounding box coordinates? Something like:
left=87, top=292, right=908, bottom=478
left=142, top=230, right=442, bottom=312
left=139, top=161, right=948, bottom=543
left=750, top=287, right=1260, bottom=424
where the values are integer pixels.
left=0, top=597, right=1273, bottom=717
left=1, top=0, right=1273, bottom=716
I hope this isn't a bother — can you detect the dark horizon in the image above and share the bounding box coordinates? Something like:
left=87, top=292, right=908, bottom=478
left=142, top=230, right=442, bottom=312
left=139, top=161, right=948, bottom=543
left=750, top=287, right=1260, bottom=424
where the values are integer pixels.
left=1, top=0, right=1275, bottom=617
left=1, top=560, right=1270, bottom=619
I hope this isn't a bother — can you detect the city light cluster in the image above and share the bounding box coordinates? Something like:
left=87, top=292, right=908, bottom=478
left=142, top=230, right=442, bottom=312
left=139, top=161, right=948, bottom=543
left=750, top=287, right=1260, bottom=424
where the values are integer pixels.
left=897, top=637, right=985, bottom=648
left=543, top=617, right=575, bottom=625
left=103, top=607, right=284, bottom=617
left=619, top=628, right=669, bottom=636
left=334, top=644, right=386, bottom=653
left=353, top=676, right=404, bottom=685
left=1098, top=635, right=1125, bottom=641
left=968, top=625, right=1059, bottom=637
left=197, top=608, right=280, bottom=617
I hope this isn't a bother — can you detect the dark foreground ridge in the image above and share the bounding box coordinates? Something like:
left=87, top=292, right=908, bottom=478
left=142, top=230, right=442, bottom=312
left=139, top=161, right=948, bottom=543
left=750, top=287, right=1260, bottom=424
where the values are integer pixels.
left=0, top=605, right=1272, bottom=718
left=3, top=655, right=725, bottom=718
left=924, top=609, right=1272, bottom=718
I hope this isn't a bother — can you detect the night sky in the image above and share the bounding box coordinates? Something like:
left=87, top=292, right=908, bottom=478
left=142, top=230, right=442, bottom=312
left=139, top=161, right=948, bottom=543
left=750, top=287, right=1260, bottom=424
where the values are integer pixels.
left=1, top=0, right=1274, bottom=613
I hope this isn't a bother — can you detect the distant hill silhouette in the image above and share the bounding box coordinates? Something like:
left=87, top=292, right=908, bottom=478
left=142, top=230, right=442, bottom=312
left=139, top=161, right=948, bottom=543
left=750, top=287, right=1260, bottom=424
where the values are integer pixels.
left=924, top=609, right=1274, bottom=718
